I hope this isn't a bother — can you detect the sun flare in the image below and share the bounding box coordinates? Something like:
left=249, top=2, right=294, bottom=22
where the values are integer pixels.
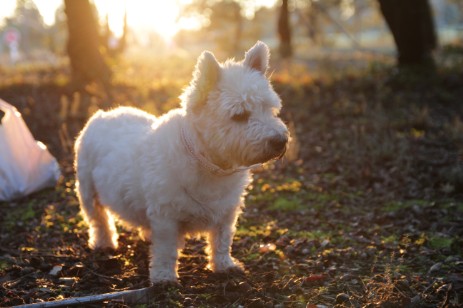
left=96, top=0, right=199, bottom=42
left=2, top=0, right=277, bottom=44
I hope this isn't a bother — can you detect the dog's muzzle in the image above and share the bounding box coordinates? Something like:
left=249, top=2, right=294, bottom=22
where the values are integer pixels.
left=268, top=135, right=288, bottom=155
left=252, top=134, right=289, bottom=164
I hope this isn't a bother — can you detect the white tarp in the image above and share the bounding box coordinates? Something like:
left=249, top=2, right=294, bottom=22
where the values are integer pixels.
left=0, top=99, right=60, bottom=201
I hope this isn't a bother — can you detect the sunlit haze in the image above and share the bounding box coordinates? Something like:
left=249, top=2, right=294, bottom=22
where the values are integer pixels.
left=1, top=0, right=277, bottom=41
left=97, top=0, right=195, bottom=40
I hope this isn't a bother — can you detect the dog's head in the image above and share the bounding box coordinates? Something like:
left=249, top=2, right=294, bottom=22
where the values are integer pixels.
left=182, top=41, right=289, bottom=169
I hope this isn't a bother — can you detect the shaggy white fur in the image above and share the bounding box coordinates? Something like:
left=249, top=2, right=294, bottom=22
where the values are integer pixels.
left=74, top=41, right=289, bottom=283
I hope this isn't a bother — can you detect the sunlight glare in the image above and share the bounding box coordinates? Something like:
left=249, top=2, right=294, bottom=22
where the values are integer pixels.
left=96, top=0, right=190, bottom=42
left=2, top=0, right=278, bottom=42
left=0, top=0, right=276, bottom=42
left=97, top=0, right=277, bottom=42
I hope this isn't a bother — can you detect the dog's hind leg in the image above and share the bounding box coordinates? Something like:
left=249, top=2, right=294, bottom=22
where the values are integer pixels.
left=75, top=175, right=118, bottom=250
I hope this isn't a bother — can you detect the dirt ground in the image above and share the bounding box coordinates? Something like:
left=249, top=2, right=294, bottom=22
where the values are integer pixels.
left=1, top=52, right=463, bottom=307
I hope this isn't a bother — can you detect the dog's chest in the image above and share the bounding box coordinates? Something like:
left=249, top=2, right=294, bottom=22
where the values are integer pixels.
left=176, top=175, right=244, bottom=223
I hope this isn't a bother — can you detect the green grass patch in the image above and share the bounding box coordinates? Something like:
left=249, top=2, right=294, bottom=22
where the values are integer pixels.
left=0, top=259, right=12, bottom=271
left=287, top=230, right=333, bottom=241
left=428, top=236, right=454, bottom=250
left=440, top=201, right=463, bottom=211
left=267, top=191, right=341, bottom=212
left=236, top=224, right=273, bottom=238
left=382, top=200, right=428, bottom=212
left=395, top=264, right=412, bottom=274
left=382, top=234, right=398, bottom=245
left=3, top=201, right=37, bottom=231
left=242, top=252, right=261, bottom=262
left=269, top=197, right=305, bottom=211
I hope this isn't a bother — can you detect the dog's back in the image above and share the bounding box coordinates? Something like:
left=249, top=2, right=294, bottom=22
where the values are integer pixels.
left=75, top=107, right=156, bottom=192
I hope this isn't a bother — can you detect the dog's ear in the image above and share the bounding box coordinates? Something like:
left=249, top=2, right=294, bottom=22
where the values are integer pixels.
left=194, top=51, right=220, bottom=90
left=243, top=41, right=269, bottom=74
left=186, top=51, right=221, bottom=112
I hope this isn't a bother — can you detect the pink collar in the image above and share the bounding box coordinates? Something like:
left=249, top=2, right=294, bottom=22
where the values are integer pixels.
left=180, top=125, right=260, bottom=176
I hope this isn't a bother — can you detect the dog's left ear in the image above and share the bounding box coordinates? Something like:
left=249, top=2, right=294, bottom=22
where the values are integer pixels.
left=243, top=41, right=269, bottom=74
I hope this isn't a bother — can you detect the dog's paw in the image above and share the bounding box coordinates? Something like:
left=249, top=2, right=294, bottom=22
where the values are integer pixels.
left=151, top=279, right=182, bottom=290
left=90, top=242, right=118, bottom=252
left=150, top=269, right=178, bottom=284
left=222, top=265, right=245, bottom=277
left=212, top=256, right=245, bottom=275
left=89, top=233, right=118, bottom=252
left=92, top=246, right=117, bottom=255
left=212, top=264, right=246, bottom=281
left=89, top=231, right=118, bottom=250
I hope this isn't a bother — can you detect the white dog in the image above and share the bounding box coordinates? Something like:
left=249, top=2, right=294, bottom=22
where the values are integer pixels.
left=74, top=41, right=289, bottom=283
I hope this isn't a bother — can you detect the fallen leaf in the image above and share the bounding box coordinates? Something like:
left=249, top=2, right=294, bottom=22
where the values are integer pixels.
left=49, top=265, right=63, bottom=276
left=259, top=243, right=276, bottom=253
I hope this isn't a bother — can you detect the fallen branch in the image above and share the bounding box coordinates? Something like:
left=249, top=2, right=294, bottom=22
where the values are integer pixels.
left=14, top=286, right=155, bottom=307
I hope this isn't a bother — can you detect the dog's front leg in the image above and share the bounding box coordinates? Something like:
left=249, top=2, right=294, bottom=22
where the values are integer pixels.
left=208, top=211, right=243, bottom=273
left=148, top=214, right=180, bottom=283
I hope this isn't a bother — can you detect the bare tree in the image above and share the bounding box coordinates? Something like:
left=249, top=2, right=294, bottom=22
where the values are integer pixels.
left=278, top=0, right=292, bottom=58
left=64, top=0, right=111, bottom=89
left=378, top=0, right=437, bottom=69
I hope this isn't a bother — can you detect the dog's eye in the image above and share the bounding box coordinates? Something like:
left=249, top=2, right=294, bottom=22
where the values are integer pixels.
left=231, top=111, right=250, bottom=122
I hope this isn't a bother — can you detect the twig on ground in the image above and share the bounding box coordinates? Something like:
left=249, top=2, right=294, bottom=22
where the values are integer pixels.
left=13, top=286, right=155, bottom=307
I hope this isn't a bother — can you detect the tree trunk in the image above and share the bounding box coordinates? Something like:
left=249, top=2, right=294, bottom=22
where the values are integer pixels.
left=378, top=0, right=437, bottom=69
left=234, top=5, right=242, bottom=57
left=278, top=0, right=292, bottom=59
left=64, top=0, right=111, bottom=89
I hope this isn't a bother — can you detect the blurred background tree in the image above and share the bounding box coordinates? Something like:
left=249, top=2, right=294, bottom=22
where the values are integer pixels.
left=47, top=4, right=67, bottom=56
left=278, top=0, right=292, bottom=58
left=179, top=0, right=250, bottom=57
left=378, top=0, right=437, bottom=70
left=64, top=0, right=111, bottom=89
left=0, top=0, right=461, bottom=74
left=209, top=1, right=243, bottom=56
left=2, top=0, right=47, bottom=57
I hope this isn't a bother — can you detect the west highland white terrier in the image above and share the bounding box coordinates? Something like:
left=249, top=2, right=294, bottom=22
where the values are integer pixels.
left=74, top=41, right=289, bottom=283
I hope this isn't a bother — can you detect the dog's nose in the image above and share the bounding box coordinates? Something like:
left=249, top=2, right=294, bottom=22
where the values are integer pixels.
left=268, top=135, right=288, bottom=152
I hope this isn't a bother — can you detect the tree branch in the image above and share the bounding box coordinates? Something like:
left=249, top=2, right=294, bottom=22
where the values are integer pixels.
left=14, top=286, right=156, bottom=307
